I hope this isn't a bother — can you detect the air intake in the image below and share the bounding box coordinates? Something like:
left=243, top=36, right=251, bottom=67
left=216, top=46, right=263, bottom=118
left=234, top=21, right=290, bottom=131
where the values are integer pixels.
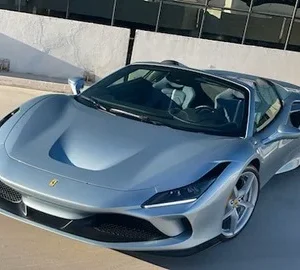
left=0, top=180, right=22, bottom=203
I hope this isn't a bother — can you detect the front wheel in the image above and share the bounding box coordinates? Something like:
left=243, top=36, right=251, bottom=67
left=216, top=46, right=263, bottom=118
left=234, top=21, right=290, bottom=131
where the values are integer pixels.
left=221, top=165, right=260, bottom=239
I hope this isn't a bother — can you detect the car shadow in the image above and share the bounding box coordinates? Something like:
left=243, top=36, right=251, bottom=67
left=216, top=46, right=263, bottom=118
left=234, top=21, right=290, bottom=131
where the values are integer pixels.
left=120, top=168, right=300, bottom=270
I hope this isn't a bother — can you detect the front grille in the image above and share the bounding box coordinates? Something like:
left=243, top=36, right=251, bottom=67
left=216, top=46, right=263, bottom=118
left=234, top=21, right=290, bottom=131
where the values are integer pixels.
left=92, top=214, right=167, bottom=242
left=94, top=223, right=159, bottom=241
left=0, top=188, right=170, bottom=243
left=0, top=181, right=22, bottom=203
left=66, top=214, right=168, bottom=243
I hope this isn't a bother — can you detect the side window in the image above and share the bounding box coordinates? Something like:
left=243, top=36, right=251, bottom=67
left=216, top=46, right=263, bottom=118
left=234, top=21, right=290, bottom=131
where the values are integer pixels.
left=254, top=79, right=282, bottom=132
left=109, top=69, right=149, bottom=87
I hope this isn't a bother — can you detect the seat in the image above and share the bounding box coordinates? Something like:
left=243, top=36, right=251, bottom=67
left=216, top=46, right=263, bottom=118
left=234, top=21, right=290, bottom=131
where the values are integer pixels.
left=153, top=77, right=196, bottom=109
left=161, top=87, right=195, bottom=109
left=215, top=89, right=245, bottom=125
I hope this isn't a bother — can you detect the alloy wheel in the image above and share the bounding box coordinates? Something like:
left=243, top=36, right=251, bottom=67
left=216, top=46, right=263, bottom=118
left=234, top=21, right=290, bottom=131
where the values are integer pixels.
left=222, top=170, right=259, bottom=238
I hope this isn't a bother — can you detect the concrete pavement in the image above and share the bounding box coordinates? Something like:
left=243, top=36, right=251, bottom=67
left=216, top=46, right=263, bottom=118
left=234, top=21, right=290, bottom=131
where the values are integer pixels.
left=0, top=72, right=70, bottom=93
left=1, top=85, right=300, bottom=270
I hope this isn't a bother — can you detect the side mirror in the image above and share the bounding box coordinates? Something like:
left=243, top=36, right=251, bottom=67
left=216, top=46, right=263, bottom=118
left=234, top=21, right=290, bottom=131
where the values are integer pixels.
left=68, top=77, right=85, bottom=95
left=262, top=124, right=300, bottom=144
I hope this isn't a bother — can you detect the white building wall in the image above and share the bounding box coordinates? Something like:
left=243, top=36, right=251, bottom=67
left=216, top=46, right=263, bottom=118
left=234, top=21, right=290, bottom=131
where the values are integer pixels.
left=0, top=10, right=130, bottom=80
left=131, top=30, right=300, bottom=86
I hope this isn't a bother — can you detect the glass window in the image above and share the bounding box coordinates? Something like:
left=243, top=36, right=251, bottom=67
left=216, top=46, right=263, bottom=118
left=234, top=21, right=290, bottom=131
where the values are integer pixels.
left=68, top=0, right=113, bottom=24
left=244, top=0, right=294, bottom=50
left=244, top=14, right=291, bottom=50
left=0, top=0, right=18, bottom=11
left=202, top=9, right=247, bottom=43
left=158, top=2, right=203, bottom=37
left=252, top=3, right=294, bottom=18
left=113, top=0, right=158, bottom=31
left=254, top=78, right=282, bottom=132
left=77, top=65, right=249, bottom=137
left=28, top=0, right=68, bottom=18
left=208, top=0, right=250, bottom=12
left=199, top=0, right=250, bottom=42
left=286, top=18, right=300, bottom=52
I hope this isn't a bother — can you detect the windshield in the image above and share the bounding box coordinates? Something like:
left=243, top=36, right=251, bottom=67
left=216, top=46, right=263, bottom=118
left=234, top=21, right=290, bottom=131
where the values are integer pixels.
left=78, top=64, right=249, bottom=137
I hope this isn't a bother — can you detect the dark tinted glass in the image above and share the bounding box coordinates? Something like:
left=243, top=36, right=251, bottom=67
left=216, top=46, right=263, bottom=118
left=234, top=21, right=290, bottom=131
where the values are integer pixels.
left=81, top=65, right=249, bottom=137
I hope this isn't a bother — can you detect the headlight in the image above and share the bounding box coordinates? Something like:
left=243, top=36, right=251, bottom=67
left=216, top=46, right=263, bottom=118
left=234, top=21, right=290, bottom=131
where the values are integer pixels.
left=142, top=162, right=230, bottom=209
left=0, top=108, right=19, bottom=128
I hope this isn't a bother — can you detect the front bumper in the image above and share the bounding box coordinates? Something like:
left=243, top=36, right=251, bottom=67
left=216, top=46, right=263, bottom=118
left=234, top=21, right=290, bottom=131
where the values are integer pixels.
left=0, top=173, right=238, bottom=251
left=0, top=195, right=192, bottom=251
left=0, top=146, right=243, bottom=251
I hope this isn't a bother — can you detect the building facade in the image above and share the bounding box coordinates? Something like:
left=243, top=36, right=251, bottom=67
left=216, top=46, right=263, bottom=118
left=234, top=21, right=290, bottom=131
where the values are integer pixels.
left=1, top=0, right=299, bottom=52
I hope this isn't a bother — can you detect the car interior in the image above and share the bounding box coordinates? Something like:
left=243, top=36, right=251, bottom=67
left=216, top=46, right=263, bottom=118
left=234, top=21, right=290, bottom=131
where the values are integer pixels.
left=102, top=69, right=247, bottom=131
left=80, top=66, right=248, bottom=137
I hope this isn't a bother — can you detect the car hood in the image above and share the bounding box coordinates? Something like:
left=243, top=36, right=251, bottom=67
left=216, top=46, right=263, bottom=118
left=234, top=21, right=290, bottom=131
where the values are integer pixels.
left=5, top=95, right=242, bottom=191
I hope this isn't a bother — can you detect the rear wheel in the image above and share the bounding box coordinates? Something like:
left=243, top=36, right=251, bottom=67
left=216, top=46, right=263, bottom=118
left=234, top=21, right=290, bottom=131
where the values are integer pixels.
left=221, top=165, right=259, bottom=239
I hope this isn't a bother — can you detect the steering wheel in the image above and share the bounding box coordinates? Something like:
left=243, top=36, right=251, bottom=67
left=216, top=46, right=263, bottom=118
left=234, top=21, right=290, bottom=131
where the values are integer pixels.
left=195, top=105, right=216, bottom=113
left=195, top=105, right=228, bottom=123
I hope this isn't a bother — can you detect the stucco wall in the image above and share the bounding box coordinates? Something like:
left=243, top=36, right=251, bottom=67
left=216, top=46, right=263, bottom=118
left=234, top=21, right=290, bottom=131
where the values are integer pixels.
left=0, top=10, right=130, bottom=80
left=131, top=30, right=300, bottom=86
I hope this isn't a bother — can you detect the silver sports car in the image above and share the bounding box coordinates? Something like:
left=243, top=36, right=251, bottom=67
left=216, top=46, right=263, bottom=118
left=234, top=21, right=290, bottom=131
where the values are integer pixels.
left=0, top=60, right=300, bottom=253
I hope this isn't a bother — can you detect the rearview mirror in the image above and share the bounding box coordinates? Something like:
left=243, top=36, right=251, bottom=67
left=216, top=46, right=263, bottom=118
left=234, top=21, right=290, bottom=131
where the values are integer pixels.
left=68, top=77, right=85, bottom=95
left=262, top=124, right=300, bottom=144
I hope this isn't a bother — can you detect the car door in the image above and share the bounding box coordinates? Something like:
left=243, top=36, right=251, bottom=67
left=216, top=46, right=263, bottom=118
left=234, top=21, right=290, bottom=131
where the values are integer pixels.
left=251, top=78, right=299, bottom=185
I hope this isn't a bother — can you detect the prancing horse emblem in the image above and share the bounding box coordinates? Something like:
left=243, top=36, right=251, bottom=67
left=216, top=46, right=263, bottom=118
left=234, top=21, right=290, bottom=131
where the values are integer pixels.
left=49, top=179, right=58, bottom=187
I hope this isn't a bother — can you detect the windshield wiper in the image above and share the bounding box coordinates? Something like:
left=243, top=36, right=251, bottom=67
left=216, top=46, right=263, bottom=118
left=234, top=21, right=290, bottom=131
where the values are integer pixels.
left=76, top=95, right=109, bottom=111
left=109, top=108, right=169, bottom=127
left=77, top=96, right=172, bottom=127
left=109, top=108, right=147, bottom=120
